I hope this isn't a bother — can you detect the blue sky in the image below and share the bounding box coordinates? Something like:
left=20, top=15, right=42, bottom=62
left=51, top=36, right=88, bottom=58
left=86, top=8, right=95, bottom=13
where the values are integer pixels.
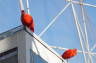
left=0, top=0, right=96, bottom=63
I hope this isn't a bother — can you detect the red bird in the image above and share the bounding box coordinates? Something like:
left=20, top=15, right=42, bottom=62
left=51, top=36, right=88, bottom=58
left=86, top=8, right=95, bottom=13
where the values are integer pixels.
left=21, top=10, right=34, bottom=32
left=62, top=49, right=77, bottom=59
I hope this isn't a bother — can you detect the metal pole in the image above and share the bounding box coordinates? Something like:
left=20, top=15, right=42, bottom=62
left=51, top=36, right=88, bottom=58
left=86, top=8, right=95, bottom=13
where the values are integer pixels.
left=39, top=3, right=70, bottom=37
left=26, top=0, right=30, bottom=14
left=19, top=0, right=24, bottom=11
left=71, top=2, right=87, bottom=63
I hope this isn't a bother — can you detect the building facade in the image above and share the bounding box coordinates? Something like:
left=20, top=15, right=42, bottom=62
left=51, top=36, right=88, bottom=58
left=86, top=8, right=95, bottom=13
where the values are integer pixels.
left=0, top=26, right=66, bottom=63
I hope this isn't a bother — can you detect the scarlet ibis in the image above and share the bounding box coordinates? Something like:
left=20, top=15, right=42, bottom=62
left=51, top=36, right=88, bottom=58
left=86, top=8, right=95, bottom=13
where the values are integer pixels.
left=62, top=49, right=77, bottom=59
left=29, top=22, right=34, bottom=32
left=21, top=10, right=34, bottom=32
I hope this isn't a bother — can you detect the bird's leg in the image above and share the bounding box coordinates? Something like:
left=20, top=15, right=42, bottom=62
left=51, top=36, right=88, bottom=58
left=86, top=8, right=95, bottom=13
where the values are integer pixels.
left=23, top=26, right=26, bottom=31
left=67, top=59, right=68, bottom=63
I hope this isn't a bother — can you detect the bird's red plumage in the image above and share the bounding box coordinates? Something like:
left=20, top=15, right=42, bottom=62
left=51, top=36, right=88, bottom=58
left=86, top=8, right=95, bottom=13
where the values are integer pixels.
left=29, top=21, right=34, bottom=32
left=62, top=49, right=77, bottom=59
left=21, top=10, right=34, bottom=32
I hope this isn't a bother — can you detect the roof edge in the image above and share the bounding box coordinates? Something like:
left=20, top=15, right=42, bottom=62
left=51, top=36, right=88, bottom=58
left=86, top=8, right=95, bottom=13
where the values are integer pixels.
left=0, top=25, right=24, bottom=40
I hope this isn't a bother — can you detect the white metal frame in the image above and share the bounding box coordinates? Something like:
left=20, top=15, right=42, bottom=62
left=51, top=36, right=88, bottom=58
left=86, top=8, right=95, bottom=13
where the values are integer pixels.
left=37, top=0, right=96, bottom=63
left=18, top=0, right=96, bottom=63
left=39, top=3, right=70, bottom=37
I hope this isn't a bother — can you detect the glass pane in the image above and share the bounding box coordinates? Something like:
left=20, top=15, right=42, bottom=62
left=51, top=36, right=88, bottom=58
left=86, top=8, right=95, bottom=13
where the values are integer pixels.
left=0, top=55, right=18, bottom=63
